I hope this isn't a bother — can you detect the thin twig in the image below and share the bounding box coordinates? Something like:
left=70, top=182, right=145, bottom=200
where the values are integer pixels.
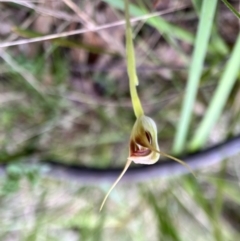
left=62, top=0, right=95, bottom=27
left=62, top=0, right=124, bottom=53
left=0, top=5, right=188, bottom=48
left=5, top=0, right=80, bottom=22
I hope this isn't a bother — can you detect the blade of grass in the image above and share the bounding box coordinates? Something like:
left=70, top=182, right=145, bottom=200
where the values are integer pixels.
left=191, top=0, right=202, bottom=13
left=104, top=0, right=194, bottom=44
left=189, top=33, right=240, bottom=151
left=181, top=176, right=231, bottom=240
left=172, top=0, right=218, bottom=154
left=192, top=0, right=229, bottom=56
left=146, top=190, right=181, bottom=241
left=212, top=161, right=227, bottom=241
left=123, top=0, right=191, bottom=62
left=221, top=0, right=240, bottom=19
left=207, top=177, right=240, bottom=206
left=0, top=51, right=45, bottom=98
left=210, top=27, right=229, bottom=56
left=172, top=187, right=211, bottom=231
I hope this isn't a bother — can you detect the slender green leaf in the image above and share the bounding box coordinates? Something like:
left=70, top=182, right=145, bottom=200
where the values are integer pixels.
left=208, top=177, right=240, bottom=206
left=104, top=0, right=194, bottom=43
left=173, top=0, right=218, bottom=154
left=210, top=27, right=229, bottom=56
left=147, top=190, right=181, bottom=241
left=192, top=0, right=229, bottom=56
left=212, top=162, right=227, bottom=241
left=189, top=33, right=240, bottom=150
left=221, top=0, right=240, bottom=19
left=191, top=0, right=202, bottom=13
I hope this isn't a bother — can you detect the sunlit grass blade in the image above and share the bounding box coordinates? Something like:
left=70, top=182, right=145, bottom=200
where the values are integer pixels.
left=191, top=0, right=229, bottom=56
left=189, top=34, right=240, bottom=151
left=172, top=0, right=218, bottom=154
left=104, top=0, right=194, bottom=44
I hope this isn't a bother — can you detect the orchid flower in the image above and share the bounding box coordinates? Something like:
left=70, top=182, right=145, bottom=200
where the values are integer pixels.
left=99, top=0, right=194, bottom=211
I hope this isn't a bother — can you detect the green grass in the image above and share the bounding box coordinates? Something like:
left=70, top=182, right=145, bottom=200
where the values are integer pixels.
left=189, top=33, right=240, bottom=150
left=172, top=0, right=218, bottom=154
left=221, top=0, right=240, bottom=19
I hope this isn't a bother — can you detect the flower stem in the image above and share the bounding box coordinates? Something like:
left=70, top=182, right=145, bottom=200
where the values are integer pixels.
left=124, top=0, right=144, bottom=118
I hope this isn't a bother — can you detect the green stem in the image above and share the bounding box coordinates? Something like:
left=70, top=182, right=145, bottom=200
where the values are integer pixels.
left=124, top=0, right=144, bottom=118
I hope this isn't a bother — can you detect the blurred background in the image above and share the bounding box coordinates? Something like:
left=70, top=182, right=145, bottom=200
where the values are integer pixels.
left=0, top=0, right=240, bottom=240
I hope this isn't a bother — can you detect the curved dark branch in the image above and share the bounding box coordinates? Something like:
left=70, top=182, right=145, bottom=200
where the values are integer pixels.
left=0, top=135, right=239, bottom=184
left=41, top=135, right=240, bottom=183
